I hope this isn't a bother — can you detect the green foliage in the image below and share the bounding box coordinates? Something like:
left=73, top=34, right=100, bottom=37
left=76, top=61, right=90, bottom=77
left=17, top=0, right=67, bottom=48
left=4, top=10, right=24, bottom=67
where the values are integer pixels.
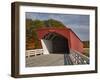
left=83, top=48, right=89, bottom=57
left=83, top=41, right=89, bottom=48
left=44, top=19, right=65, bottom=28
left=26, top=19, right=34, bottom=30
left=33, top=20, right=45, bottom=28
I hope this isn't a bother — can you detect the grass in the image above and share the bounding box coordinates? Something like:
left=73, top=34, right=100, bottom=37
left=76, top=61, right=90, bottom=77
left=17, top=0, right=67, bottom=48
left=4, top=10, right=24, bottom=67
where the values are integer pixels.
left=83, top=48, right=89, bottom=57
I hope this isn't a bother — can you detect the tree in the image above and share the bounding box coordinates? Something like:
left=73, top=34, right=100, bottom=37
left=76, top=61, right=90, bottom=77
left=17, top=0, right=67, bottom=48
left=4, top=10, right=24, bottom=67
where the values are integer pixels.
left=44, top=19, right=65, bottom=28
left=32, top=20, right=45, bottom=28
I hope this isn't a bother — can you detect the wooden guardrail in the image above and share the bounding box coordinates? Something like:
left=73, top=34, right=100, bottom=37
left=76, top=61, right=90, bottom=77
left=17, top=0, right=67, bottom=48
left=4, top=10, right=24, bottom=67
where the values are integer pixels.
left=26, top=49, right=43, bottom=58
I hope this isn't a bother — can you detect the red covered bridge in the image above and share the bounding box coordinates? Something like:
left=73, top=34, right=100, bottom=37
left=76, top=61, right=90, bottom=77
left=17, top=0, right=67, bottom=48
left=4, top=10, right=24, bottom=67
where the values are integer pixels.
left=36, top=27, right=83, bottom=55
left=26, top=27, right=90, bottom=66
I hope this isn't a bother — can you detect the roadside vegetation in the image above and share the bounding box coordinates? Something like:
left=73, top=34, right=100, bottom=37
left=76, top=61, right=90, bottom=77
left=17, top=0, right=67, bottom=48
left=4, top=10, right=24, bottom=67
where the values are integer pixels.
left=83, top=41, right=89, bottom=57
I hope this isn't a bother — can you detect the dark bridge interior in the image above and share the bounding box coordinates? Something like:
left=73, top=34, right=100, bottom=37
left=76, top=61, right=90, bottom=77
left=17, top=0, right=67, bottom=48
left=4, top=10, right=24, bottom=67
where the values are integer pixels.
left=43, top=33, right=69, bottom=54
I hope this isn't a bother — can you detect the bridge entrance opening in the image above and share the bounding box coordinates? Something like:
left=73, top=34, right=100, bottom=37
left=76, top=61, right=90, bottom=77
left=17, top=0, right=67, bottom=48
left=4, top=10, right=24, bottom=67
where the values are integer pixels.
left=41, top=33, right=69, bottom=54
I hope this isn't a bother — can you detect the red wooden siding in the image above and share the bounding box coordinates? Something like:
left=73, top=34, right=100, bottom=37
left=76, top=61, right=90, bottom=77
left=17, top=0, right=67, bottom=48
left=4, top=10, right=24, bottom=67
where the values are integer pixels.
left=36, top=27, right=83, bottom=53
left=69, top=29, right=83, bottom=53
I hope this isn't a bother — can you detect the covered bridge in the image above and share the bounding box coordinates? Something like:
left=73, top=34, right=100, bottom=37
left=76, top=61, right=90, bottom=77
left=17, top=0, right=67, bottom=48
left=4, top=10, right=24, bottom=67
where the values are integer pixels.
left=36, top=27, right=83, bottom=54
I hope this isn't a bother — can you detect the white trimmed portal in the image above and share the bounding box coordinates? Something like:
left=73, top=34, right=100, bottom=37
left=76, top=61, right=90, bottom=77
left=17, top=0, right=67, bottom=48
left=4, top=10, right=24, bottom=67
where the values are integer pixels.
left=41, top=33, right=69, bottom=55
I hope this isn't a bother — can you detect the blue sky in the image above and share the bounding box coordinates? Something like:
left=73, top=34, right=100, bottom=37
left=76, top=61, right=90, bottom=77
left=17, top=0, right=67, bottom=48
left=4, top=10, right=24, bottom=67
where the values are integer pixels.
left=26, top=12, right=90, bottom=41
